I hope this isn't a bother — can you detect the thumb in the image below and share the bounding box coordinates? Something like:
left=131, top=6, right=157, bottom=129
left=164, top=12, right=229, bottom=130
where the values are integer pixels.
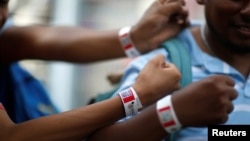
left=147, top=54, right=166, bottom=64
left=152, top=54, right=169, bottom=68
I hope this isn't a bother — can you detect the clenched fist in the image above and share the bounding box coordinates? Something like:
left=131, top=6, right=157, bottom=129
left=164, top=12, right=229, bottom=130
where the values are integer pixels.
left=172, top=75, right=238, bottom=127
left=133, top=54, right=181, bottom=107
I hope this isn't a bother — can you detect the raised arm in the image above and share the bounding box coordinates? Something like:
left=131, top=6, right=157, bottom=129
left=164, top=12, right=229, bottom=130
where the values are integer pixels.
left=0, top=0, right=188, bottom=63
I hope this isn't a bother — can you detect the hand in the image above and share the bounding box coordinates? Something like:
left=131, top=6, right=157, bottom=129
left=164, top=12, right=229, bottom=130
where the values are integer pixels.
left=133, top=54, right=181, bottom=107
left=131, top=0, right=189, bottom=53
left=172, top=75, right=238, bottom=127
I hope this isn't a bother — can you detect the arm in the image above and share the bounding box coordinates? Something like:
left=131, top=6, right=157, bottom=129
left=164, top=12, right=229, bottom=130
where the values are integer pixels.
left=0, top=0, right=188, bottom=63
left=0, top=54, right=181, bottom=141
left=87, top=75, right=238, bottom=141
left=87, top=103, right=168, bottom=141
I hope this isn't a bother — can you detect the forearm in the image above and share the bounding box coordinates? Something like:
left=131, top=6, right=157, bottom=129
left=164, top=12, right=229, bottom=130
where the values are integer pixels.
left=0, top=0, right=189, bottom=64
left=0, top=26, right=126, bottom=63
left=35, top=26, right=127, bottom=63
left=3, top=96, right=124, bottom=141
left=59, top=28, right=125, bottom=63
left=88, top=105, right=168, bottom=141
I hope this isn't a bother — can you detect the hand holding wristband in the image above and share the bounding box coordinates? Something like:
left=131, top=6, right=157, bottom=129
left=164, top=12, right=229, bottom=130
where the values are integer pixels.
left=119, top=87, right=143, bottom=117
left=118, top=26, right=141, bottom=58
left=156, top=95, right=182, bottom=134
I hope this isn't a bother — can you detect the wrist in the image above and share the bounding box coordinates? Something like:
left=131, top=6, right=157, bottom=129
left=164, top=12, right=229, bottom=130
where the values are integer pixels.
left=132, top=84, right=151, bottom=107
left=156, top=95, right=182, bottom=134
left=118, top=26, right=141, bottom=58
left=130, top=26, right=153, bottom=54
left=130, top=26, right=157, bottom=54
left=118, top=87, right=143, bottom=117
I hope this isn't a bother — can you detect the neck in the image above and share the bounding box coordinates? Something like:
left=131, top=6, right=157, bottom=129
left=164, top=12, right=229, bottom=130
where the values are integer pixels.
left=200, top=24, right=215, bottom=56
left=199, top=24, right=250, bottom=77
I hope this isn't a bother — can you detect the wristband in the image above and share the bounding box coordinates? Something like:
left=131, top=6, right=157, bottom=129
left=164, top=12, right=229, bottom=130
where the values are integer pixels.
left=119, top=87, right=143, bottom=117
left=118, top=26, right=141, bottom=58
left=156, top=95, right=182, bottom=133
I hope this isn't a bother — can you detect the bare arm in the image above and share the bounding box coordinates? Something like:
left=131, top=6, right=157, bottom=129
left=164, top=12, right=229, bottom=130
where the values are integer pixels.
left=0, top=0, right=188, bottom=63
left=88, top=75, right=238, bottom=141
left=0, top=26, right=126, bottom=63
left=0, top=98, right=167, bottom=141
left=0, top=96, right=124, bottom=141
left=0, top=54, right=181, bottom=141
left=87, top=104, right=168, bottom=141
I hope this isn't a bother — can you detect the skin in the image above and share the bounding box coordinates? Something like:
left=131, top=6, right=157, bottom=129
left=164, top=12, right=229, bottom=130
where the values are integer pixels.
left=0, top=0, right=239, bottom=141
left=194, top=0, right=250, bottom=77
left=87, top=0, right=245, bottom=140
left=88, top=75, right=237, bottom=141
left=0, top=0, right=189, bottom=63
left=0, top=54, right=181, bottom=141
left=0, top=0, right=186, bottom=140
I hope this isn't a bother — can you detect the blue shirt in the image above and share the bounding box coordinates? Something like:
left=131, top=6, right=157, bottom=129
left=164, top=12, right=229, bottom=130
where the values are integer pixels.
left=112, top=24, right=250, bottom=141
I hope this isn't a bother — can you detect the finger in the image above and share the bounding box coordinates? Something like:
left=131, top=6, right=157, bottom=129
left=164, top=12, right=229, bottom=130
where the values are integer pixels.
left=158, top=2, right=189, bottom=24
left=146, top=54, right=166, bottom=69
left=175, top=7, right=189, bottom=24
left=166, top=63, right=177, bottom=70
left=228, top=88, right=238, bottom=100
left=156, top=54, right=172, bottom=69
left=164, top=63, right=181, bottom=79
left=159, top=0, right=185, bottom=5
left=226, top=77, right=235, bottom=87
left=156, top=54, right=166, bottom=61
left=160, top=2, right=186, bottom=15
left=227, top=102, right=234, bottom=114
left=218, top=75, right=235, bottom=86
left=213, top=75, right=235, bottom=86
left=153, top=54, right=167, bottom=66
left=153, top=0, right=186, bottom=19
left=158, top=0, right=167, bottom=4
left=162, top=62, right=171, bottom=68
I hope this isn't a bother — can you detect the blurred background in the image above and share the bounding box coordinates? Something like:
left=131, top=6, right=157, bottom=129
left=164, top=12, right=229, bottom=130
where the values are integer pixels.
left=8, top=0, right=204, bottom=112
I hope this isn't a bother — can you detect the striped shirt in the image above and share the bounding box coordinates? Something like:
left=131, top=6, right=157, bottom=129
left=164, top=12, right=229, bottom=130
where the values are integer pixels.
left=112, top=23, right=250, bottom=141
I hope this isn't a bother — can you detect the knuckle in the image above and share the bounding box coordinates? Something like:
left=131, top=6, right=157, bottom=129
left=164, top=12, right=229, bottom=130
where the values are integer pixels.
left=215, top=113, right=228, bottom=124
left=208, top=75, right=221, bottom=82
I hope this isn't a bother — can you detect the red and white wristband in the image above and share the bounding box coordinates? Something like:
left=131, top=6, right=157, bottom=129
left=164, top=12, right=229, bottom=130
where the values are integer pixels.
left=119, top=87, right=143, bottom=117
left=118, top=26, right=141, bottom=58
left=156, top=95, right=182, bottom=134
